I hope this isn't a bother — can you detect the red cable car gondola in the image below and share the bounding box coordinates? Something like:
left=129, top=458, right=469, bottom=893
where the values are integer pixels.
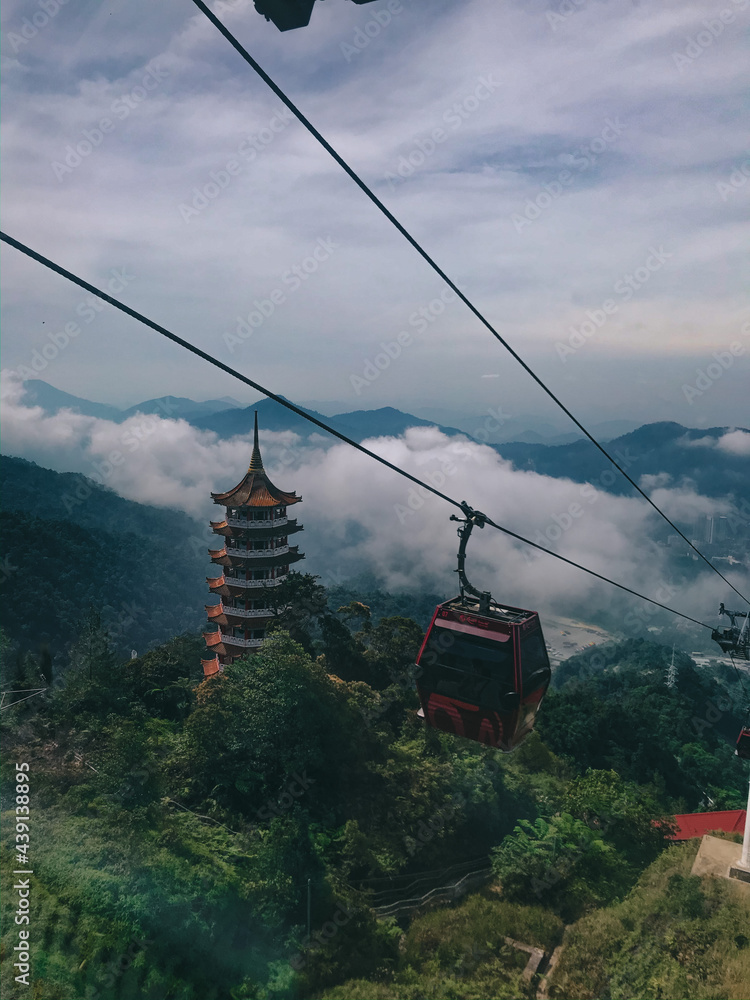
left=415, top=504, right=551, bottom=751
left=736, top=727, right=750, bottom=760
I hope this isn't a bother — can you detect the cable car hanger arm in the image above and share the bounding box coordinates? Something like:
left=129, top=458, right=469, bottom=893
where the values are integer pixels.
left=450, top=502, right=492, bottom=613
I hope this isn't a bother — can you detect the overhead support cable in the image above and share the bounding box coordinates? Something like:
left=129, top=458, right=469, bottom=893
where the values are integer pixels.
left=186, top=0, right=749, bottom=609
left=0, top=688, right=47, bottom=711
left=1, top=231, right=716, bottom=632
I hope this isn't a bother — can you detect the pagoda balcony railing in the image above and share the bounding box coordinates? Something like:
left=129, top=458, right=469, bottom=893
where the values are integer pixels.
left=219, top=634, right=264, bottom=648
left=223, top=575, right=285, bottom=588
left=226, top=544, right=290, bottom=559
left=222, top=605, right=275, bottom=619
left=226, top=516, right=288, bottom=528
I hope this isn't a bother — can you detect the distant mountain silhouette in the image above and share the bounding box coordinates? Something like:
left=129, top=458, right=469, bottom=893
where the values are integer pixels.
left=192, top=400, right=467, bottom=443
left=191, top=396, right=330, bottom=436
left=495, top=421, right=750, bottom=499
left=121, top=395, right=239, bottom=421
left=18, top=381, right=748, bottom=500
left=22, top=379, right=123, bottom=422
left=327, top=406, right=468, bottom=441
left=20, top=380, right=245, bottom=424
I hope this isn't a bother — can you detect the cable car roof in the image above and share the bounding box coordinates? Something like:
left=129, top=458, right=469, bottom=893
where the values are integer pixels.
left=438, top=595, right=539, bottom=627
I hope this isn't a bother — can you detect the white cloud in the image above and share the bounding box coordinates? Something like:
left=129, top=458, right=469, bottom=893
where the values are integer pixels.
left=640, top=472, right=671, bottom=489
left=3, top=371, right=744, bottom=626
left=681, top=428, right=750, bottom=455
left=717, top=428, right=750, bottom=455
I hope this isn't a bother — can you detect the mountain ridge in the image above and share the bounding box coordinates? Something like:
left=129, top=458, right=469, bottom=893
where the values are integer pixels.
left=14, top=381, right=749, bottom=499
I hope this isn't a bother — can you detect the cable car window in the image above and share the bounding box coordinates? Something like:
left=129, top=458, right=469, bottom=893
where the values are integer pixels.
left=422, top=632, right=515, bottom=708
left=520, top=631, right=551, bottom=691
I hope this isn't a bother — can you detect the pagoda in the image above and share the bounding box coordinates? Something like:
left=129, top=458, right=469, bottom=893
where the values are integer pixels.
left=202, top=412, right=304, bottom=677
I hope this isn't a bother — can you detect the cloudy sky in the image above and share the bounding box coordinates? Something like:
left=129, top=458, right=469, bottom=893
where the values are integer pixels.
left=1, top=0, right=749, bottom=429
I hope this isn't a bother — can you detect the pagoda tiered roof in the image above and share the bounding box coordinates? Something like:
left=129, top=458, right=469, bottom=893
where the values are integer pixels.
left=211, top=412, right=302, bottom=509
left=210, top=519, right=303, bottom=539
left=209, top=546, right=304, bottom=569
left=205, top=602, right=277, bottom=626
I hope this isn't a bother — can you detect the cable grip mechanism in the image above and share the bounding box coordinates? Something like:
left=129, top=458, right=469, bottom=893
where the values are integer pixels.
left=450, top=501, right=492, bottom=613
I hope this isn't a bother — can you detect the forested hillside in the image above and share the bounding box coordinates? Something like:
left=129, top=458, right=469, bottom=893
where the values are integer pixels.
left=0, top=456, right=448, bottom=658
left=0, top=455, right=207, bottom=541
left=0, top=510, right=206, bottom=658
left=537, top=641, right=747, bottom=810
left=0, top=456, right=209, bottom=657
left=495, top=422, right=750, bottom=500
left=1, top=576, right=746, bottom=999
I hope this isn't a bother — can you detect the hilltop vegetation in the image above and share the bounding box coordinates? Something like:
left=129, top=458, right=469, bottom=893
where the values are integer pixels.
left=1, top=575, right=747, bottom=999
left=0, top=455, right=209, bottom=657
left=549, top=838, right=750, bottom=1000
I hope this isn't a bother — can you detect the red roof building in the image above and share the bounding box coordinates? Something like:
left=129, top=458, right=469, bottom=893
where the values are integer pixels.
left=202, top=412, right=304, bottom=676
left=669, top=809, right=746, bottom=841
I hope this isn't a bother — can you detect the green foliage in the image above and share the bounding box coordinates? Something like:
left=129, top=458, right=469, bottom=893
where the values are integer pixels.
left=403, top=894, right=564, bottom=961
left=318, top=612, right=369, bottom=684
left=538, top=639, right=746, bottom=809
left=318, top=601, right=425, bottom=692
left=492, top=769, right=677, bottom=921
left=3, top=560, right=745, bottom=1000
left=325, top=574, right=447, bottom=631
left=182, top=631, right=381, bottom=820
left=49, top=610, right=126, bottom=720
left=549, top=840, right=750, bottom=1000
left=564, top=768, right=675, bottom=868
left=363, top=616, right=425, bottom=690
left=265, top=572, right=329, bottom=653
left=491, top=812, right=624, bottom=921
left=0, top=809, right=281, bottom=1000
left=321, top=895, right=563, bottom=1000
left=93, top=717, right=166, bottom=815
left=122, top=633, right=205, bottom=721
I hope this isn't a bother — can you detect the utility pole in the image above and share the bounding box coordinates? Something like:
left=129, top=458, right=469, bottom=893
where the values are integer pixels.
left=666, top=645, right=677, bottom=689
left=307, top=878, right=311, bottom=940
left=729, top=770, right=750, bottom=883
left=740, top=774, right=750, bottom=872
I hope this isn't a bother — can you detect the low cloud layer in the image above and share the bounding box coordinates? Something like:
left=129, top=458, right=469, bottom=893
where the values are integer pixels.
left=683, top=428, right=750, bottom=455
left=3, top=372, right=744, bottom=630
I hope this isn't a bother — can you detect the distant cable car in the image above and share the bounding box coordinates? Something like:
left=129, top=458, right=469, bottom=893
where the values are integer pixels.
left=711, top=603, right=749, bottom=661
left=254, top=0, right=316, bottom=31
left=709, top=605, right=750, bottom=761
left=415, top=504, right=551, bottom=751
left=253, top=0, right=379, bottom=31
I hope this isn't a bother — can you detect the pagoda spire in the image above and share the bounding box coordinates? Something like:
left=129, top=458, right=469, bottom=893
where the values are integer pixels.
left=248, top=410, right=263, bottom=472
